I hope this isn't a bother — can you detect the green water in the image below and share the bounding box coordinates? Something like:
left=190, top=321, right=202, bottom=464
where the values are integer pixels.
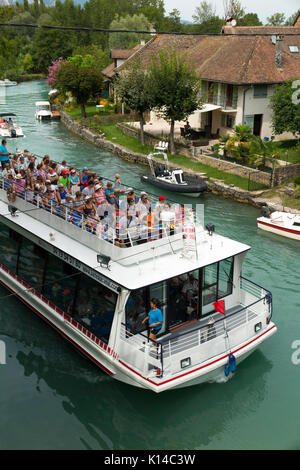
left=0, top=81, right=299, bottom=450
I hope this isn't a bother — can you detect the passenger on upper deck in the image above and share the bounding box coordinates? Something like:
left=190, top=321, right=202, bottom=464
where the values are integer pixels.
left=82, top=179, right=95, bottom=198
left=58, top=169, right=70, bottom=190
left=114, top=173, right=121, bottom=188
left=80, top=167, right=89, bottom=190
left=69, top=168, right=80, bottom=195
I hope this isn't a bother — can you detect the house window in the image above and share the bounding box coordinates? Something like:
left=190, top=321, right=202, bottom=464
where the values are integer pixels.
left=254, top=85, right=268, bottom=98
left=289, top=46, right=299, bottom=53
left=222, top=114, right=235, bottom=128
left=226, top=115, right=235, bottom=128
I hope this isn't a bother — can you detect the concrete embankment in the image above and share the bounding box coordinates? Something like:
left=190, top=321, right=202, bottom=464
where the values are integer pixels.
left=60, top=111, right=299, bottom=214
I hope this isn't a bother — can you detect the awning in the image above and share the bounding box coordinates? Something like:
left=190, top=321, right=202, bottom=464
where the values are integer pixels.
left=198, top=104, right=221, bottom=113
left=222, top=108, right=237, bottom=113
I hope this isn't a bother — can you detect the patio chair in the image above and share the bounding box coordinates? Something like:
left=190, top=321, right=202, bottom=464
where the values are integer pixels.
left=154, top=141, right=169, bottom=151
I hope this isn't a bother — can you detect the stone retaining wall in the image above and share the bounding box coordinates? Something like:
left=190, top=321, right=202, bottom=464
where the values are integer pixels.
left=196, top=153, right=272, bottom=187
left=273, top=163, right=300, bottom=186
left=59, top=111, right=300, bottom=212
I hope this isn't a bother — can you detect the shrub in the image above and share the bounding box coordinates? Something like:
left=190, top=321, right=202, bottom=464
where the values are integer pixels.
left=294, top=175, right=300, bottom=186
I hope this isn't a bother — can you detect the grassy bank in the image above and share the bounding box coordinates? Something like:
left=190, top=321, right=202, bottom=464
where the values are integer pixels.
left=99, top=124, right=268, bottom=191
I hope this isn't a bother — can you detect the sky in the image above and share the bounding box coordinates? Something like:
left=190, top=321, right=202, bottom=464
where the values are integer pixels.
left=164, top=0, right=300, bottom=23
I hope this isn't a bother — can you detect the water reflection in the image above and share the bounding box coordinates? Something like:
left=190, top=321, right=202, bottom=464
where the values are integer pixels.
left=13, top=319, right=273, bottom=450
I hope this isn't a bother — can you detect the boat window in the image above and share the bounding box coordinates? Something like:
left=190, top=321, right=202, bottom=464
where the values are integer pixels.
left=18, top=238, right=48, bottom=290
left=218, top=257, right=234, bottom=299
left=0, top=224, right=21, bottom=273
left=74, top=277, right=117, bottom=343
left=202, top=257, right=234, bottom=315
left=125, top=287, right=148, bottom=333
left=202, top=262, right=218, bottom=314
left=43, top=253, right=79, bottom=312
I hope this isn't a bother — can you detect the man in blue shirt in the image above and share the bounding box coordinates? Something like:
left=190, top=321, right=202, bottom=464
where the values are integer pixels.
left=0, top=140, right=10, bottom=169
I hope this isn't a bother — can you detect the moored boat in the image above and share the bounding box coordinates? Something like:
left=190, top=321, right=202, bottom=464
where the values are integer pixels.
left=257, top=208, right=300, bottom=241
left=0, top=79, right=17, bottom=87
left=0, top=156, right=276, bottom=392
left=0, top=113, right=24, bottom=138
left=35, top=101, right=52, bottom=120
left=141, top=152, right=207, bottom=197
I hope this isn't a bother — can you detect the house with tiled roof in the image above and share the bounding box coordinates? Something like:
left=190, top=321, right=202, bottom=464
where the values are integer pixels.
left=114, top=25, right=300, bottom=141
left=101, top=42, right=146, bottom=97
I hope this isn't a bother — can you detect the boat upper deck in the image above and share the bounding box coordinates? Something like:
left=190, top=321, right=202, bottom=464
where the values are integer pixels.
left=0, top=188, right=250, bottom=291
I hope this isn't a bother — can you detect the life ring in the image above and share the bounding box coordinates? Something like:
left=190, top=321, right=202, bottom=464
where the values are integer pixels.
left=7, top=186, right=16, bottom=203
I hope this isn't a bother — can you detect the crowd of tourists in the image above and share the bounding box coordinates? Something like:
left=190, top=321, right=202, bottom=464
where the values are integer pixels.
left=0, top=140, right=189, bottom=246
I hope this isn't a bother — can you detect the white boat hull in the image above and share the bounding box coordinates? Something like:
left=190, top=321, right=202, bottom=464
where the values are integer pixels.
left=0, top=263, right=277, bottom=393
left=257, top=214, right=300, bottom=241
left=0, top=127, right=24, bottom=138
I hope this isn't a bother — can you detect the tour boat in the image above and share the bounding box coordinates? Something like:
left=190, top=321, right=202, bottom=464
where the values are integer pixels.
left=141, top=152, right=207, bottom=197
left=257, top=209, right=300, bottom=241
left=0, top=174, right=276, bottom=392
left=35, top=101, right=53, bottom=120
left=0, top=79, right=17, bottom=87
left=0, top=113, right=24, bottom=138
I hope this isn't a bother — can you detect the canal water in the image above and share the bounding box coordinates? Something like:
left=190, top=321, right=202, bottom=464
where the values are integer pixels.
left=0, top=81, right=299, bottom=450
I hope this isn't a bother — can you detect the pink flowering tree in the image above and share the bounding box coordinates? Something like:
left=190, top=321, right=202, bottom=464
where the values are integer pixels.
left=46, top=57, right=67, bottom=89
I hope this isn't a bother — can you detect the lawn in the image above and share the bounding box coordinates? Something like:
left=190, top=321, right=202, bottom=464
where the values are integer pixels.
left=268, top=139, right=300, bottom=164
left=66, top=104, right=103, bottom=120
left=100, top=124, right=268, bottom=191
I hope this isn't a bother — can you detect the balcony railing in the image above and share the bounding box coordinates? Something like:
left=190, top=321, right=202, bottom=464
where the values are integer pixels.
left=119, top=277, right=272, bottom=379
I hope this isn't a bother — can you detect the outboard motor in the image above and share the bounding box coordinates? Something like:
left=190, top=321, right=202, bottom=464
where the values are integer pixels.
left=10, top=128, right=17, bottom=138
left=261, top=205, right=270, bottom=218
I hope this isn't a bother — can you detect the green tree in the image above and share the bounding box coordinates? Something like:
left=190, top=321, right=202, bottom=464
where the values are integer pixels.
left=23, top=52, right=34, bottom=73
left=32, top=28, right=75, bottom=73
left=115, top=59, right=153, bottom=145
left=148, top=46, right=203, bottom=154
left=109, top=13, right=153, bottom=50
left=249, top=136, right=280, bottom=170
left=285, top=9, right=300, bottom=25
left=223, top=0, right=245, bottom=21
left=266, top=13, right=286, bottom=25
left=238, top=13, right=262, bottom=26
left=192, top=1, right=216, bottom=23
left=270, top=79, right=300, bottom=137
left=56, top=62, right=103, bottom=117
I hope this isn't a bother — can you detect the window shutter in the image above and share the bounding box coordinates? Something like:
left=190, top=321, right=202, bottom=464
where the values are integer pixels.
left=220, top=84, right=226, bottom=107
left=244, top=115, right=254, bottom=131
left=232, top=86, right=238, bottom=108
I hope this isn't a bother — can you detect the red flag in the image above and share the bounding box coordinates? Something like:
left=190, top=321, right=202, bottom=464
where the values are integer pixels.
left=213, top=300, right=225, bottom=316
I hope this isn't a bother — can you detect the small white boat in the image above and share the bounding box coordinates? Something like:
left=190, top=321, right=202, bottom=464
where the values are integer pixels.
left=257, top=208, right=300, bottom=241
left=35, top=101, right=52, bottom=120
left=0, top=113, right=24, bottom=138
left=141, top=152, right=207, bottom=197
left=0, top=79, right=17, bottom=87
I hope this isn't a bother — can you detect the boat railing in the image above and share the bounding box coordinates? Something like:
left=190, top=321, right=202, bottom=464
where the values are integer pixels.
left=0, top=173, right=207, bottom=265
left=119, top=277, right=271, bottom=378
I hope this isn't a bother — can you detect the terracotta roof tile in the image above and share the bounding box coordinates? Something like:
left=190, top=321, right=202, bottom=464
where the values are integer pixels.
left=121, top=33, right=300, bottom=85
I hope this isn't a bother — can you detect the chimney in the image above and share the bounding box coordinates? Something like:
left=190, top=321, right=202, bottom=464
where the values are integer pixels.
left=275, top=35, right=284, bottom=69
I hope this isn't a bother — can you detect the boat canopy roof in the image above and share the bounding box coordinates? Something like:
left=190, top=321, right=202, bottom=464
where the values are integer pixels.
left=0, top=113, right=16, bottom=117
left=35, top=101, right=50, bottom=106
